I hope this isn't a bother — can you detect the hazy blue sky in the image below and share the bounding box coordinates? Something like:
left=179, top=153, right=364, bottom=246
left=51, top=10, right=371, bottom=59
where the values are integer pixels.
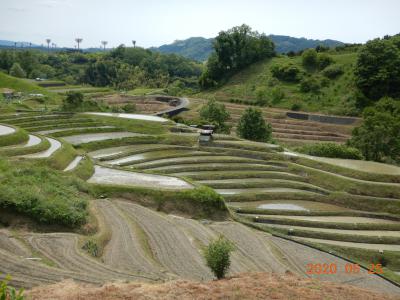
left=1, top=0, right=399, bottom=48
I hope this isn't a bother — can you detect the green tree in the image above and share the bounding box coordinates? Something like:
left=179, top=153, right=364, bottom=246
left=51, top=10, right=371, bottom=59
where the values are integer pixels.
left=9, top=62, right=26, bottom=78
left=255, top=87, right=269, bottom=106
left=270, top=63, right=301, bottom=82
left=349, top=97, right=400, bottom=162
left=355, top=37, right=400, bottom=101
left=200, top=99, right=230, bottom=132
left=62, top=92, right=84, bottom=111
left=203, top=236, right=235, bottom=279
left=302, top=48, right=318, bottom=70
left=317, top=53, right=334, bottom=70
left=237, top=107, right=272, bottom=142
left=200, top=24, right=275, bottom=87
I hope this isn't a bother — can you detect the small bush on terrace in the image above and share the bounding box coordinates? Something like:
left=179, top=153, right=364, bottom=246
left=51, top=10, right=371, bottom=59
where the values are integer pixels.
left=237, top=107, right=272, bottom=142
left=203, top=236, right=235, bottom=279
left=0, top=275, right=24, bottom=300
left=296, top=142, right=364, bottom=159
left=270, top=63, right=301, bottom=82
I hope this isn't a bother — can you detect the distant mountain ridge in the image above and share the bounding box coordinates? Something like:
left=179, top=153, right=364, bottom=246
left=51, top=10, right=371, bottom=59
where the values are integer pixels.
left=151, top=35, right=344, bottom=61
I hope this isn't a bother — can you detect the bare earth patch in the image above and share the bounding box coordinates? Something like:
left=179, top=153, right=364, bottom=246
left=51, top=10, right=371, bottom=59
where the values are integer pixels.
left=26, top=272, right=397, bottom=300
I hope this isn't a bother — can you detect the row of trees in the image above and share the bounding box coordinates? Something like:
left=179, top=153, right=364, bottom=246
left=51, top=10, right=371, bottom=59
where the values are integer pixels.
left=0, top=46, right=202, bottom=91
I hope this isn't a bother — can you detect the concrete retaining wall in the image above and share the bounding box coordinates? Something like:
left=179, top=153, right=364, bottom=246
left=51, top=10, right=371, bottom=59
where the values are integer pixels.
left=287, top=112, right=358, bottom=125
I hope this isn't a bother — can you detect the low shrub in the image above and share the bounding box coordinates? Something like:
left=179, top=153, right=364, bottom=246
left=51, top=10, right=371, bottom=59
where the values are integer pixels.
left=300, top=76, right=321, bottom=93
left=270, top=63, right=301, bottom=82
left=203, top=236, right=235, bottom=279
left=296, top=142, right=364, bottom=159
left=0, top=275, right=24, bottom=300
left=322, top=64, right=344, bottom=79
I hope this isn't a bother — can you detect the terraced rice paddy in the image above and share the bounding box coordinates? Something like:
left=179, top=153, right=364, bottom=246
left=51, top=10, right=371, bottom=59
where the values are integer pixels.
left=88, top=166, right=193, bottom=189
left=0, top=124, right=15, bottom=135
left=229, top=200, right=352, bottom=212
left=285, top=150, right=400, bottom=175
left=63, top=132, right=146, bottom=145
left=181, top=99, right=356, bottom=145
left=0, top=110, right=400, bottom=294
left=84, top=112, right=168, bottom=122
left=22, top=137, right=61, bottom=158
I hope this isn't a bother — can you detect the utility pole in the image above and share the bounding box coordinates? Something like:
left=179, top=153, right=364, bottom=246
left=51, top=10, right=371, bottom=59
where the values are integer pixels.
left=75, top=38, right=83, bottom=50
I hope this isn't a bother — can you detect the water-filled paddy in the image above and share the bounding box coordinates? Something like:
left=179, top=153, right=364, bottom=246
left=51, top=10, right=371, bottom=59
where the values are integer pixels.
left=107, top=149, right=205, bottom=165
left=0, top=124, right=15, bottom=135
left=23, top=137, right=61, bottom=158
left=84, top=112, right=168, bottom=122
left=88, top=166, right=193, bottom=189
left=216, top=188, right=319, bottom=195
left=63, top=132, right=146, bottom=145
left=37, top=126, right=115, bottom=135
left=228, top=200, right=350, bottom=212
left=261, top=215, right=399, bottom=224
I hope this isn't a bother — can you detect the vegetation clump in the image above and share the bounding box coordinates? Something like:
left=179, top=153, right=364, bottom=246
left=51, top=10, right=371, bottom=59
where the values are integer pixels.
left=200, top=24, right=275, bottom=87
left=203, top=236, right=235, bottom=279
left=271, top=63, right=301, bottom=82
left=199, top=99, right=230, bottom=133
left=355, top=35, right=400, bottom=101
left=0, top=275, right=24, bottom=300
left=349, top=97, right=400, bottom=162
left=0, top=158, right=88, bottom=227
left=296, top=142, right=363, bottom=159
left=237, top=107, right=272, bottom=142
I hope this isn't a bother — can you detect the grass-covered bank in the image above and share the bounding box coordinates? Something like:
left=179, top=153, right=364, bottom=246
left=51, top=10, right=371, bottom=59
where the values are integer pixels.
left=0, top=125, right=28, bottom=147
left=0, top=158, right=89, bottom=227
left=89, top=184, right=227, bottom=219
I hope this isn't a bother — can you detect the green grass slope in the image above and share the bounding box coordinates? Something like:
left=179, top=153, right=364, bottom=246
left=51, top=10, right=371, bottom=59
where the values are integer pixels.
left=198, top=51, right=359, bottom=116
left=0, top=72, right=48, bottom=94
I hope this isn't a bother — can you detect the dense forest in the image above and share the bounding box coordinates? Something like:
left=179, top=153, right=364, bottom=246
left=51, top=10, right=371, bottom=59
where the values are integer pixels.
left=0, top=45, right=202, bottom=92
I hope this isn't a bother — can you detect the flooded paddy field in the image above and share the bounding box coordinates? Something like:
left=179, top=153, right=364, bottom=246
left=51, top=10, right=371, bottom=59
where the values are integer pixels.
left=63, top=132, right=146, bottom=145
left=88, top=166, right=193, bottom=189
left=0, top=124, right=15, bottom=135
left=228, top=200, right=351, bottom=212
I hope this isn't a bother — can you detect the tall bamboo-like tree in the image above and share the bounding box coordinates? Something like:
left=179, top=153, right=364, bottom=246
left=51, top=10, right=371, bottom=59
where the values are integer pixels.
left=75, top=38, right=83, bottom=50
left=101, top=41, right=108, bottom=50
left=132, top=40, right=136, bottom=48
left=45, top=39, right=51, bottom=51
